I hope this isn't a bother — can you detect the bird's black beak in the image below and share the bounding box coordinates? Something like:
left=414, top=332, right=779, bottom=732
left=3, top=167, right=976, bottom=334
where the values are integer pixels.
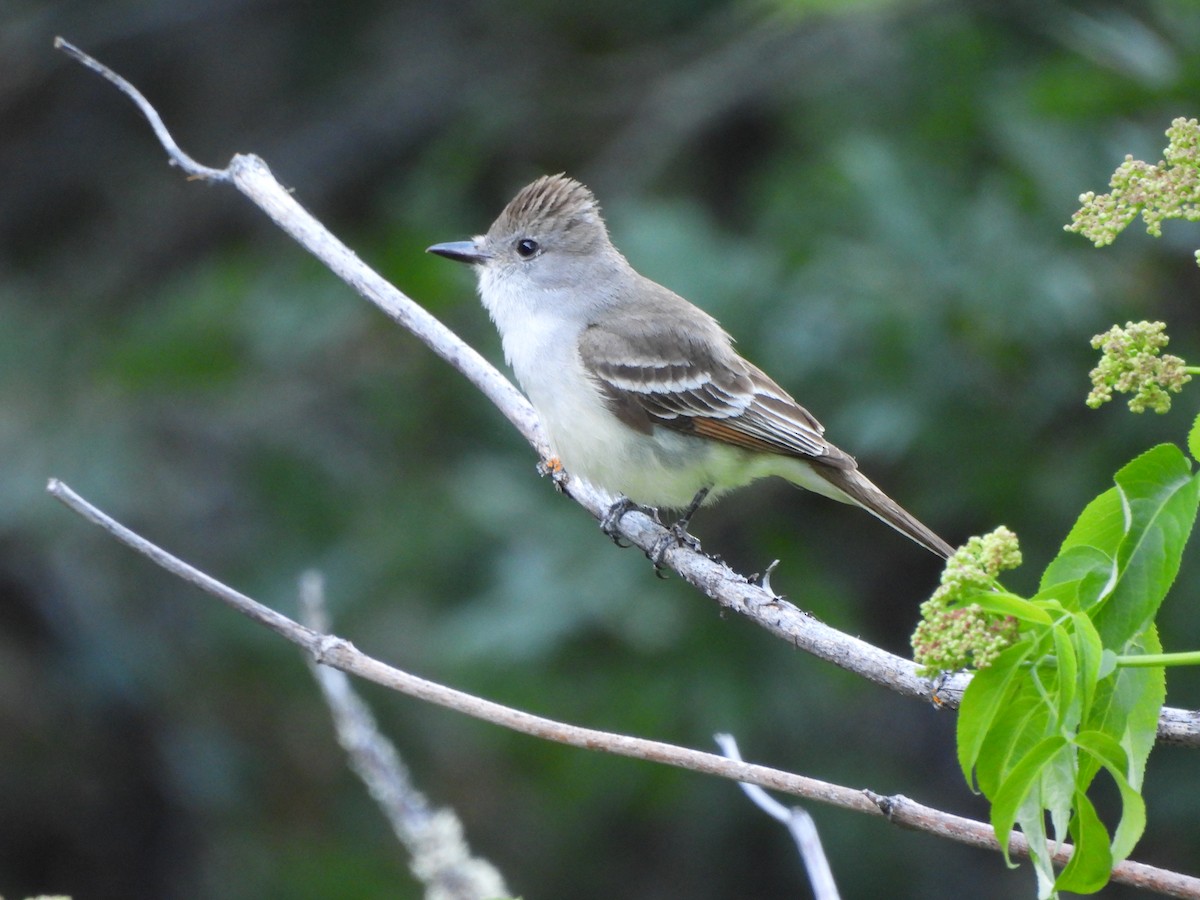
left=426, top=240, right=490, bottom=265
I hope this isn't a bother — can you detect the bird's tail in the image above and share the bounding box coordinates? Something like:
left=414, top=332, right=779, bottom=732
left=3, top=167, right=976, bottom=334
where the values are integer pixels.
left=813, top=466, right=954, bottom=558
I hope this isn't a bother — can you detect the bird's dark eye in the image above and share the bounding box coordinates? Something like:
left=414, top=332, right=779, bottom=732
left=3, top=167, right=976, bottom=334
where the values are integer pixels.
left=515, top=238, right=540, bottom=258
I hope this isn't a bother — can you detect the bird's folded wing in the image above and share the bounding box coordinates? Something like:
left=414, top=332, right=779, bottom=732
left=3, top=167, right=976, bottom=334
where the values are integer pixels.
left=578, top=318, right=853, bottom=469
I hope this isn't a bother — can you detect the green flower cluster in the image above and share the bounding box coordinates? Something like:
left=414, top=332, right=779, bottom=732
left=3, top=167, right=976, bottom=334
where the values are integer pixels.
left=1087, top=320, right=1190, bottom=413
left=1066, top=117, right=1200, bottom=258
left=912, top=527, right=1022, bottom=675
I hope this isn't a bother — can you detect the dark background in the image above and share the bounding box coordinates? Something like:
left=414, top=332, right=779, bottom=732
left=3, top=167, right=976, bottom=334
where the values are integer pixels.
left=4, top=1, right=1200, bottom=897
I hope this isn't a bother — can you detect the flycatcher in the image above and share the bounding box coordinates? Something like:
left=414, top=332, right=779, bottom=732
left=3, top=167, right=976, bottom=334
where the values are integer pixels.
left=428, top=174, right=952, bottom=557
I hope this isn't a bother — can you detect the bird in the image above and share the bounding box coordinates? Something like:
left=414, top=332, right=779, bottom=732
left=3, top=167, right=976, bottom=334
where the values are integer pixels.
left=428, top=174, right=952, bottom=558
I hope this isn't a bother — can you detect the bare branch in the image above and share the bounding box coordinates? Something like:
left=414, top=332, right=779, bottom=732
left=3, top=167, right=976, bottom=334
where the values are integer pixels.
left=44, top=479, right=1200, bottom=897
left=299, top=573, right=511, bottom=900
left=53, top=38, right=228, bottom=181
left=42, top=477, right=880, bottom=811
left=52, top=36, right=542, bottom=452
left=716, top=733, right=841, bottom=900
left=50, top=37, right=1200, bottom=749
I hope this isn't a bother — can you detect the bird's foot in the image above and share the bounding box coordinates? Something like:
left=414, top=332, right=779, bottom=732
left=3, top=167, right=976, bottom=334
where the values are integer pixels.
left=603, top=487, right=710, bottom=570
left=647, top=486, right=711, bottom=574
left=600, top=496, right=658, bottom=548
left=537, top=455, right=569, bottom=493
left=648, top=520, right=702, bottom=574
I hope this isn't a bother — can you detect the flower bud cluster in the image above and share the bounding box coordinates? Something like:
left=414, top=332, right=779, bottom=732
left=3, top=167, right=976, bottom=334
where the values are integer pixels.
left=912, top=527, right=1022, bottom=675
left=1066, top=117, right=1200, bottom=252
left=1087, top=320, right=1189, bottom=413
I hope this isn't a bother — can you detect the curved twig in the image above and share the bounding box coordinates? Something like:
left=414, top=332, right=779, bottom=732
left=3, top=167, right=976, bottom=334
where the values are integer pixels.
left=43, top=479, right=1200, bottom=897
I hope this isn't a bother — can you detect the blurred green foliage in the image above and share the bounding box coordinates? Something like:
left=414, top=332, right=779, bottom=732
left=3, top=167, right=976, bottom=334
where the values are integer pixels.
left=4, top=1, right=1200, bottom=897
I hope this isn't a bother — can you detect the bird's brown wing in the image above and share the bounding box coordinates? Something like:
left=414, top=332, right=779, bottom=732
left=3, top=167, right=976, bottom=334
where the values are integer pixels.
left=576, top=310, right=854, bottom=470
left=576, top=301, right=953, bottom=558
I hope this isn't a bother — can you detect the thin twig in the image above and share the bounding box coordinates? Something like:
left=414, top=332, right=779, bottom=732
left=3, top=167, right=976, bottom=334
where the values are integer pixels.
left=299, top=573, right=510, bottom=900
left=50, top=35, right=1200, bottom=747
left=53, top=38, right=228, bottom=181
left=44, top=479, right=1200, bottom=897
left=716, top=733, right=840, bottom=900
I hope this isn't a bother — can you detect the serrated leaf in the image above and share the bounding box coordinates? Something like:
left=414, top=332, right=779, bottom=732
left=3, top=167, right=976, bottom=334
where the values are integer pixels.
left=1071, top=612, right=1104, bottom=720
left=992, top=735, right=1069, bottom=863
left=1075, top=730, right=1147, bottom=862
left=958, top=638, right=1036, bottom=788
left=1081, top=664, right=1160, bottom=786
left=1117, top=626, right=1166, bottom=793
left=976, top=691, right=1049, bottom=797
left=1188, top=412, right=1200, bottom=462
left=1037, top=546, right=1115, bottom=613
left=1093, top=445, right=1199, bottom=646
left=1054, top=791, right=1112, bottom=894
left=1083, top=627, right=1163, bottom=791
left=1052, top=624, right=1079, bottom=732
left=1055, top=486, right=1125, bottom=560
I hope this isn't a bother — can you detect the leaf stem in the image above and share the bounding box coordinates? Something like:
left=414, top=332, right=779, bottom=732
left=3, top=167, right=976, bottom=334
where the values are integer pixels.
left=1113, top=650, right=1200, bottom=668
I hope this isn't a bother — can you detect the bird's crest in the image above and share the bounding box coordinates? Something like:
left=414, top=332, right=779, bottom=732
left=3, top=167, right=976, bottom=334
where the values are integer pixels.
left=492, top=174, right=607, bottom=247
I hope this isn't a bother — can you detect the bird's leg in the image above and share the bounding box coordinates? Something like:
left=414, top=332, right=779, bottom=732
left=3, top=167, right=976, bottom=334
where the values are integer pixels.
left=676, top=486, right=710, bottom=531
left=600, top=495, right=660, bottom=547
left=647, top=486, right=710, bottom=569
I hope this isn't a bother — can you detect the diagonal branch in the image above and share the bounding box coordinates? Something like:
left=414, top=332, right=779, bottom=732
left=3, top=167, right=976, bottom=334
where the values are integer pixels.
left=51, top=36, right=1200, bottom=748
left=44, top=478, right=1200, bottom=897
left=299, top=573, right=511, bottom=899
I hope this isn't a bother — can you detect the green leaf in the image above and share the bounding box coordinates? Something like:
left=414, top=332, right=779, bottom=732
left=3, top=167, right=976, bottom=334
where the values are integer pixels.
left=957, top=638, right=1036, bottom=788
left=962, top=591, right=1054, bottom=624
left=1097, top=649, right=1119, bottom=679
left=1054, top=790, right=1112, bottom=894
left=1074, top=728, right=1129, bottom=786
left=1118, top=626, right=1167, bottom=793
left=1071, top=612, right=1104, bottom=721
left=957, top=448, right=1185, bottom=892
left=1075, top=730, right=1148, bottom=862
left=1042, top=734, right=1079, bottom=845
left=1053, top=486, right=1125, bottom=561
left=1189, top=411, right=1200, bottom=463
left=991, top=735, right=1069, bottom=863
left=1085, top=627, right=1165, bottom=793
left=1110, top=774, right=1149, bottom=863
left=1052, top=624, right=1079, bottom=732
left=1093, top=445, right=1199, bottom=646
left=1018, top=792, right=1057, bottom=897
left=975, top=690, right=1049, bottom=797
left=1037, top=546, right=1114, bottom=614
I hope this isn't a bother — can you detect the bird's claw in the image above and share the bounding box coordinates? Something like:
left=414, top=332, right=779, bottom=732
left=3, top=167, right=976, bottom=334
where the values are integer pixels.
left=645, top=484, right=710, bottom=571
left=600, top=496, right=656, bottom=547
left=648, top=520, right=702, bottom=575
left=603, top=486, right=710, bottom=571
